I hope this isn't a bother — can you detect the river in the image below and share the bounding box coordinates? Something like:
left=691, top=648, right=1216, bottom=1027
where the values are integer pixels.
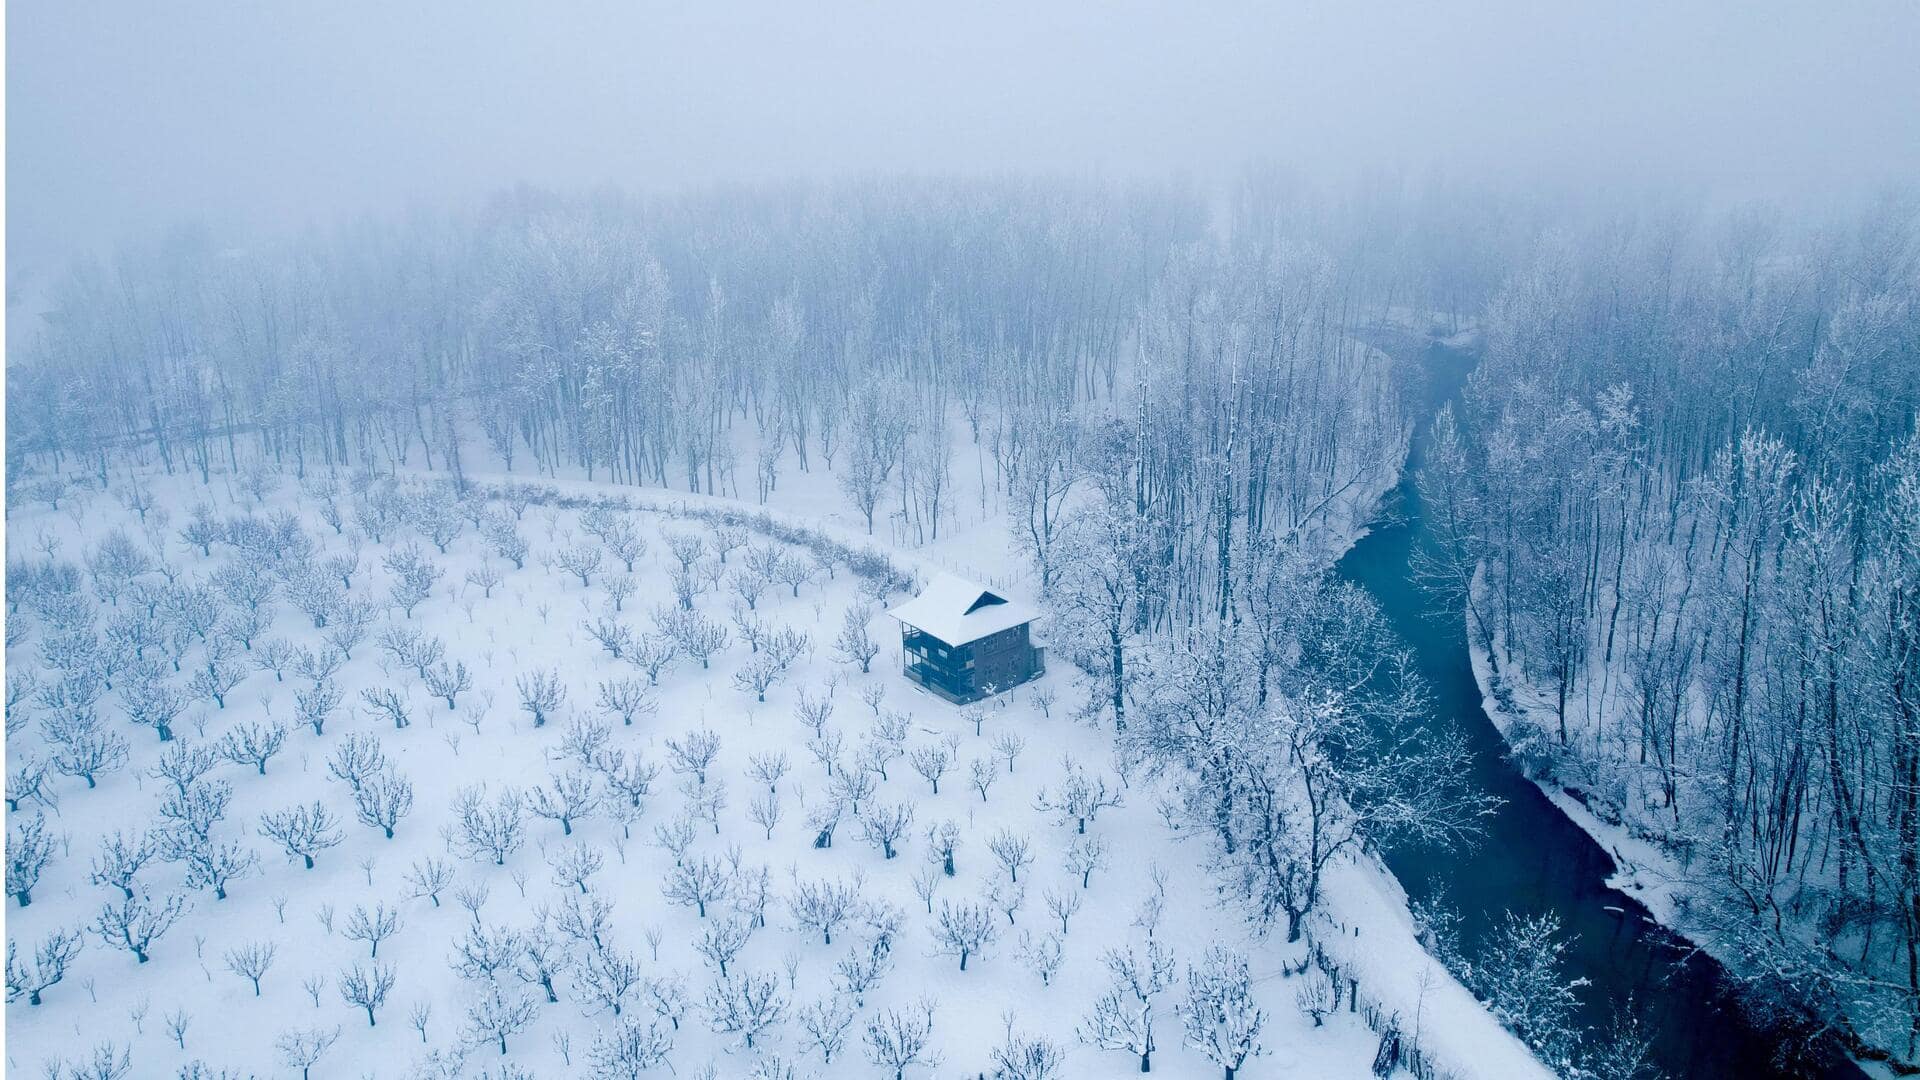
left=1335, top=339, right=1865, bottom=1080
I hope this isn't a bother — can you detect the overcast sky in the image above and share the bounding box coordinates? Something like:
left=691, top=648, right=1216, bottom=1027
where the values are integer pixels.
left=8, top=0, right=1919, bottom=282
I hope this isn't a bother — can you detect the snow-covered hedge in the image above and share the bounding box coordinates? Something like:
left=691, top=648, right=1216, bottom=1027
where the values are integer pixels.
left=465, top=481, right=917, bottom=597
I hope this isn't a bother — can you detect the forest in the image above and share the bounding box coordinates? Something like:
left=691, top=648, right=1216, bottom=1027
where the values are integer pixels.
left=1421, top=201, right=1920, bottom=1068
left=4, top=177, right=1916, bottom=1079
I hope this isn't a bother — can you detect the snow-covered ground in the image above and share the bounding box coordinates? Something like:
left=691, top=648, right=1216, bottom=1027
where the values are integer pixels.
left=1465, top=623, right=1692, bottom=932
left=2, top=460, right=1543, bottom=1080
left=6, top=349, right=1550, bottom=1078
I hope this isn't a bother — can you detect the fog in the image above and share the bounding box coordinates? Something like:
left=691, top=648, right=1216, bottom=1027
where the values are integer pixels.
left=9, top=5, right=1920, bottom=1080
left=9, top=0, right=1918, bottom=282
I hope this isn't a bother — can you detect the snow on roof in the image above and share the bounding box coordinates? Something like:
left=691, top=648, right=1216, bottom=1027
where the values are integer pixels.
left=886, top=572, right=1040, bottom=646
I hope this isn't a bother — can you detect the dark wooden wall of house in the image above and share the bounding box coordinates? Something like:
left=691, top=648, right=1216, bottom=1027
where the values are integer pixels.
left=969, top=623, right=1034, bottom=693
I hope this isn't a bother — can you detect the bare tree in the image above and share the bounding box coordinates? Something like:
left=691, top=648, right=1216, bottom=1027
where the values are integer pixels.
left=1017, top=929, right=1064, bottom=986
left=663, top=856, right=732, bottom=918
left=834, top=605, right=879, bottom=672
left=7, top=814, right=56, bottom=906
left=224, top=940, right=277, bottom=995
left=6, top=928, right=84, bottom=1004
left=577, top=943, right=644, bottom=1017
left=217, top=720, right=289, bottom=774
left=797, top=994, right=856, bottom=1065
left=5, top=757, right=50, bottom=812
left=463, top=980, right=539, bottom=1055
left=1182, top=946, right=1264, bottom=1078
left=527, top=771, right=600, bottom=835
left=343, top=902, right=401, bottom=958
left=863, top=999, right=937, bottom=1078
left=381, top=543, right=442, bottom=617
left=588, top=1016, right=675, bottom=1077
left=1474, top=911, right=1588, bottom=1065
left=789, top=877, right=862, bottom=946
left=258, top=801, right=344, bottom=869
left=1032, top=763, right=1124, bottom=834
left=695, top=916, right=755, bottom=977
left=295, top=680, right=342, bottom=735
left=46, top=713, right=130, bottom=788
left=992, top=731, right=1026, bottom=772
left=515, top=921, right=569, bottom=1002
left=586, top=616, right=637, bottom=661
left=338, top=960, right=396, bottom=1026
left=990, top=1027, right=1069, bottom=1080
left=1079, top=939, right=1177, bottom=1073
left=91, top=891, right=190, bottom=963
left=452, top=922, right=522, bottom=982
left=515, top=668, right=567, bottom=727
left=63, top=1042, right=134, bottom=1080
left=748, top=789, right=784, bottom=839
left=403, top=858, right=455, bottom=907
left=327, top=733, right=386, bottom=791
left=422, top=660, right=473, bottom=709
left=451, top=785, right=525, bottom=865
left=664, top=532, right=708, bottom=572
left=929, top=901, right=998, bottom=971
left=464, top=562, right=503, bottom=598
left=275, top=1025, right=340, bottom=1080
left=858, top=800, right=915, bottom=860
left=594, top=676, right=656, bottom=728
left=352, top=767, right=414, bottom=838
left=1044, top=886, right=1083, bottom=935
left=656, top=607, right=728, bottom=669
left=665, top=728, right=723, bottom=785
left=987, top=829, right=1034, bottom=882
left=90, top=830, right=157, bottom=899
left=556, top=543, right=604, bottom=587
left=703, top=969, right=787, bottom=1050
left=1066, top=835, right=1108, bottom=889
left=543, top=842, right=602, bottom=895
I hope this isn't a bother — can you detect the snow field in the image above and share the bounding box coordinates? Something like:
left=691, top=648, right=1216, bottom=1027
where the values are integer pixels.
left=7, top=469, right=1404, bottom=1079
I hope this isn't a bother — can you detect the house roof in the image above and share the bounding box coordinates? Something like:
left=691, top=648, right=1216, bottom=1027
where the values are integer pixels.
left=886, top=572, right=1040, bottom=646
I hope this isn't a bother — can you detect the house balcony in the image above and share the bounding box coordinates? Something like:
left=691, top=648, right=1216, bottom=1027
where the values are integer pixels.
left=901, top=628, right=952, bottom=657
left=904, top=660, right=979, bottom=704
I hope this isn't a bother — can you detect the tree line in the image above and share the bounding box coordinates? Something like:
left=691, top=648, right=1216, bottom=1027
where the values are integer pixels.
left=1423, top=197, right=1920, bottom=1067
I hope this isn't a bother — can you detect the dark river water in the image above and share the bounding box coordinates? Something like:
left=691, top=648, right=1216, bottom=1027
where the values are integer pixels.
left=1335, top=340, right=1864, bottom=1080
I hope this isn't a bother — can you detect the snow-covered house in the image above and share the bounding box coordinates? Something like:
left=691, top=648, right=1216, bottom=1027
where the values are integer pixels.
left=886, top=573, right=1045, bottom=704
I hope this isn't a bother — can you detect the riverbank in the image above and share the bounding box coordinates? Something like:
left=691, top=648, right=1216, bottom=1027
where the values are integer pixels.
left=1333, top=338, right=1882, bottom=1080
left=1464, top=609, right=1693, bottom=928
left=1466, top=609, right=1890, bottom=1080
